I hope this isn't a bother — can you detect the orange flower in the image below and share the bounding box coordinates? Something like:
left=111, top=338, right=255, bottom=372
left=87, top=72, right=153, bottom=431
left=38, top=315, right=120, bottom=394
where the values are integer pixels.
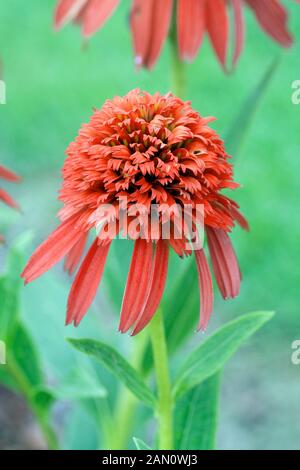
left=22, top=90, right=248, bottom=334
left=54, top=0, right=295, bottom=68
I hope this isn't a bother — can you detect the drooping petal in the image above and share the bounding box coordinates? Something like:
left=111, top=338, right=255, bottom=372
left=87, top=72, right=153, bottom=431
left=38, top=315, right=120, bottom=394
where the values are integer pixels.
left=0, top=189, right=19, bottom=210
left=66, top=238, right=111, bottom=326
left=21, top=214, right=84, bottom=284
left=0, top=165, right=20, bottom=182
left=177, top=0, right=205, bottom=62
left=206, top=0, right=229, bottom=67
left=195, top=248, right=214, bottom=331
left=64, top=232, right=88, bottom=274
left=168, top=234, right=192, bottom=258
left=54, top=0, right=88, bottom=30
left=230, top=205, right=249, bottom=231
left=206, top=227, right=240, bottom=299
left=246, top=0, right=293, bottom=47
left=131, top=240, right=169, bottom=335
left=232, top=0, right=245, bottom=65
left=130, top=0, right=172, bottom=69
left=220, top=198, right=250, bottom=231
left=119, top=239, right=153, bottom=333
left=82, top=0, right=120, bottom=37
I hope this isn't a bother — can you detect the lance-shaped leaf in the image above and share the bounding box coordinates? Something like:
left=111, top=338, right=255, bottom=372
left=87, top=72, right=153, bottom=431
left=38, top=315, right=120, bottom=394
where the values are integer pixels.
left=9, top=321, right=43, bottom=388
left=175, top=373, right=221, bottom=450
left=68, top=338, right=156, bottom=407
left=0, top=232, right=31, bottom=339
left=225, top=58, right=280, bottom=157
left=164, top=258, right=199, bottom=352
left=173, top=311, right=274, bottom=398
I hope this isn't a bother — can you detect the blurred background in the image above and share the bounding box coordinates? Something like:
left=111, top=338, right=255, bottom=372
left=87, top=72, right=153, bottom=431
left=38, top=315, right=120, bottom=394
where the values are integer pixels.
left=0, top=0, right=300, bottom=450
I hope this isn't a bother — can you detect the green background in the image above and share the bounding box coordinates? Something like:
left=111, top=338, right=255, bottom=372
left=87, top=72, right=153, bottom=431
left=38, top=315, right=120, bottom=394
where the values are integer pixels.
left=0, top=0, right=300, bottom=449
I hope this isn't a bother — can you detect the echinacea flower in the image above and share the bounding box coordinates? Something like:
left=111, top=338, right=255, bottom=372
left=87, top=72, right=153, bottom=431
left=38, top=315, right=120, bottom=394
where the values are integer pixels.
left=54, top=0, right=296, bottom=69
left=22, top=89, right=248, bottom=334
left=0, top=164, right=20, bottom=243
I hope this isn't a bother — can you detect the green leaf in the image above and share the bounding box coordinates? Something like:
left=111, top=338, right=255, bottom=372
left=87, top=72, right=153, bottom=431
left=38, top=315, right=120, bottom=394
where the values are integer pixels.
left=32, top=366, right=107, bottom=423
left=164, top=258, right=198, bottom=353
left=32, top=388, right=56, bottom=417
left=68, top=338, right=156, bottom=407
left=9, top=321, right=43, bottom=388
left=175, top=373, right=221, bottom=450
left=0, top=275, right=19, bottom=340
left=0, top=366, right=18, bottom=391
left=142, top=256, right=199, bottom=373
left=105, top=239, right=132, bottom=309
left=0, top=232, right=31, bottom=339
left=225, top=58, right=280, bottom=157
left=133, top=437, right=152, bottom=450
left=173, top=311, right=274, bottom=398
left=55, top=367, right=107, bottom=400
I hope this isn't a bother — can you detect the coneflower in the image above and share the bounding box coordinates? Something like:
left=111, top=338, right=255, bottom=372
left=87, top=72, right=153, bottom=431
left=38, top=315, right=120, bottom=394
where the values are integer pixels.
left=22, top=90, right=248, bottom=334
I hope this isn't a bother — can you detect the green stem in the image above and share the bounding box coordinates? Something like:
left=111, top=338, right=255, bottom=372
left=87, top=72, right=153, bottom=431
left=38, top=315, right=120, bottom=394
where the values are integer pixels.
left=7, top=357, right=59, bottom=450
left=111, top=386, right=137, bottom=450
left=150, top=309, right=173, bottom=450
left=97, top=398, right=117, bottom=450
left=110, top=330, right=149, bottom=450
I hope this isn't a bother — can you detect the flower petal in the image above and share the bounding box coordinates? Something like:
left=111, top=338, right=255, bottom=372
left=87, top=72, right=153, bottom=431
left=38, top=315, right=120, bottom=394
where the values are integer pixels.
left=0, top=189, right=19, bottom=210
left=177, top=0, right=205, bottom=62
left=230, top=205, right=249, bottom=231
left=66, top=237, right=111, bottom=326
left=64, top=232, right=88, bottom=274
left=54, top=0, right=88, bottom=29
left=0, top=165, right=20, bottom=182
left=131, top=239, right=169, bottom=335
left=21, top=214, right=84, bottom=284
left=195, top=248, right=214, bottom=331
left=130, top=0, right=172, bottom=69
left=119, top=239, right=153, bottom=333
left=206, top=227, right=241, bottom=299
left=82, top=0, right=120, bottom=37
left=206, top=0, right=229, bottom=67
left=232, top=0, right=245, bottom=65
left=246, top=0, right=293, bottom=47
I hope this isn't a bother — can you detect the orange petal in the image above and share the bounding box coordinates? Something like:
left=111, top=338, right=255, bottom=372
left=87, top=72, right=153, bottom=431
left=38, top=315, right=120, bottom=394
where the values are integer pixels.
left=206, top=227, right=241, bottom=299
left=119, top=239, right=153, bottom=332
left=246, top=0, right=293, bottom=47
left=195, top=248, right=214, bottom=331
left=21, top=214, right=84, bottom=284
left=64, top=232, right=88, bottom=274
left=82, top=0, right=120, bottom=37
left=0, top=189, right=19, bottom=210
left=232, top=0, right=245, bottom=65
left=66, top=238, right=111, bottom=326
left=0, top=165, right=20, bottom=182
left=54, top=0, right=88, bottom=30
left=132, top=240, right=169, bottom=335
left=177, top=0, right=205, bottom=62
left=130, top=0, right=172, bottom=69
left=206, top=0, right=229, bottom=68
